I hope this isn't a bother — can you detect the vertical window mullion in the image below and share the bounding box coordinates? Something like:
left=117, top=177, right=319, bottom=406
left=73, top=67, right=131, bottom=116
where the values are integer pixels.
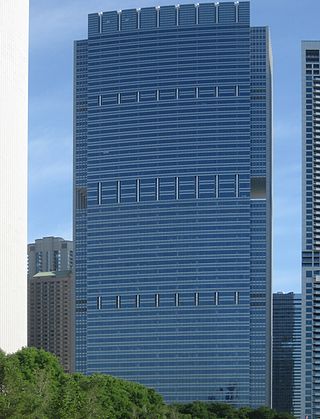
left=137, top=8, right=141, bottom=29
left=116, top=295, right=121, bottom=309
left=98, top=12, right=103, bottom=33
left=235, top=2, right=239, bottom=23
left=235, top=291, right=239, bottom=305
left=97, top=182, right=102, bottom=205
left=215, top=175, right=219, bottom=198
left=195, top=175, right=199, bottom=199
left=96, top=296, right=102, bottom=310
left=118, top=11, right=122, bottom=31
left=155, top=178, right=160, bottom=201
left=215, top=4, right=219, bottom=23
left=235, top=174, right=239, bottom=198
left=175, top=176, right=179, bottom=200
left=136, top=179, right=140, bottom=202
left=117, top=180, right=121, bottom=204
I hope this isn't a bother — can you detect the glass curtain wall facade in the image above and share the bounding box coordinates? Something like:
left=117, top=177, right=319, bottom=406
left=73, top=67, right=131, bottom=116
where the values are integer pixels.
left=273, top=292, right=301, bottom=417
left=74, top=1, right=272, bottom=406
left=302, top=41, right=320, bottom=419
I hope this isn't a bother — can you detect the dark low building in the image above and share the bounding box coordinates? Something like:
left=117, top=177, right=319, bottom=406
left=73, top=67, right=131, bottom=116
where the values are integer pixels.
left=273, top=292, right=301, bottom=417
left=28, top=270, right=73, bottom=372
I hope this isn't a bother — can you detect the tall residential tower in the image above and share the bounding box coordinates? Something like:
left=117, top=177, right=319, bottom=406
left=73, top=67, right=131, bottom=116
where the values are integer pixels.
left=27, top=237, right=74, bottom=372
left=28, top=236, right=73, bottom=279
left=74, top=2, right=272, bottom=406
left=28, top=270, right=74, bottom=373
left=302, top=41, right=320, bottom=419
left=0, top=1, right=29, bottom=353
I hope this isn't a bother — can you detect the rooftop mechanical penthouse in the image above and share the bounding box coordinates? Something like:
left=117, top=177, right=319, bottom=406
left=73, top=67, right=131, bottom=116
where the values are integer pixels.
left=74, top=1, right=272, bottom=406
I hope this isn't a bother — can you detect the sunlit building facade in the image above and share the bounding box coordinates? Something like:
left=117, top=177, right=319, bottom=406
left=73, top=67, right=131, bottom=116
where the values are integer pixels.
left=0, top=0, right=29, bottom=353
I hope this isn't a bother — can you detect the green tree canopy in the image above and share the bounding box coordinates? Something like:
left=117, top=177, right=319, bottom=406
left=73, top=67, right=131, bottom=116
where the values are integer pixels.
left=0, top=348, right=295, bottom=419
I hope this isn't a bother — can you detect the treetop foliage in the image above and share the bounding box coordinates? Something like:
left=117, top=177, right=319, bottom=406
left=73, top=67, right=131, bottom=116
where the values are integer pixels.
left=0, top=348, right=295, bottom=419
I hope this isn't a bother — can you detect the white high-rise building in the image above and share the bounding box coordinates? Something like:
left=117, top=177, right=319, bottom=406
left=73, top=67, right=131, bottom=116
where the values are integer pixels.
left=0, top=1, right=28, bottom=353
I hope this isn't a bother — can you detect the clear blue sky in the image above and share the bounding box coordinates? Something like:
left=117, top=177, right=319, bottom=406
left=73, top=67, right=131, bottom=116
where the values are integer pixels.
left=29, top=0, right=320, bottom=293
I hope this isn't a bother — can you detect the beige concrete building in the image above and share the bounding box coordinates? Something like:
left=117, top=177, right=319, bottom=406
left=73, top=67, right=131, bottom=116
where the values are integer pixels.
left=0, top=0, right=29, bottom=353
left=28, top=236, right=73, bottom=280
left=28, top=270, right=73, bottom=372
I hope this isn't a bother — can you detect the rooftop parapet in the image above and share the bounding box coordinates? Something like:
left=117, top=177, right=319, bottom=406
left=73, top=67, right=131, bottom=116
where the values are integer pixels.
left=88, top=2, right=250, bottom=37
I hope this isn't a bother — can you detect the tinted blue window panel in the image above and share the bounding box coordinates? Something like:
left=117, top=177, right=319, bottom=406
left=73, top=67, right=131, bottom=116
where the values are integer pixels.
left=140, top=8, right=157, bottom=30
left=140, top=90, right=157, bottom=102
left=179, top=88, right=196, bottom=99
left=88, top=13, right=100, bottom=37
left=140, top=178, right=155, bottom=202
left=121, top=92, right=137, bottom=104
left=198, top=3, right=216, bottom=25
left=219, top=85, right=236, bottom=97
left=239, top=85, right=250, bottom=97
left=102, top=11, right=118, bottom=34
left=103, top=94, right=117, bottom=106
left=159, top=6, right=177, bottom=28
left=199, top=175, right=215, bottom=199
left=160, top=178, right=175, bottom=201
left=179, top=4, right=196, bottom=26
left=218, top=3, right=236, bottom=24
left=104, top=181, right=117, bottom=205
left=180, top=176, right=195, bottom=199
left=239, top=176, right=250, bottom=198
left=238, top=2, right=250, bottom=24
left=120, top=179, right=136, bottom=203
left=160, top=89, right=176, bottom=100
left=219, top=174, right=236, bottom=198
left=120, top=295, right=134, bottom=309
left=199, top=87, right=215, bottom=98
left=121, top=9, right=138, bottom=31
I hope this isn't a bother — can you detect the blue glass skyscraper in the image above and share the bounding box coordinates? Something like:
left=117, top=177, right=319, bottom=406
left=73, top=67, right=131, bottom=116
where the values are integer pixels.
left=74, top=1, right=272, bottom=406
